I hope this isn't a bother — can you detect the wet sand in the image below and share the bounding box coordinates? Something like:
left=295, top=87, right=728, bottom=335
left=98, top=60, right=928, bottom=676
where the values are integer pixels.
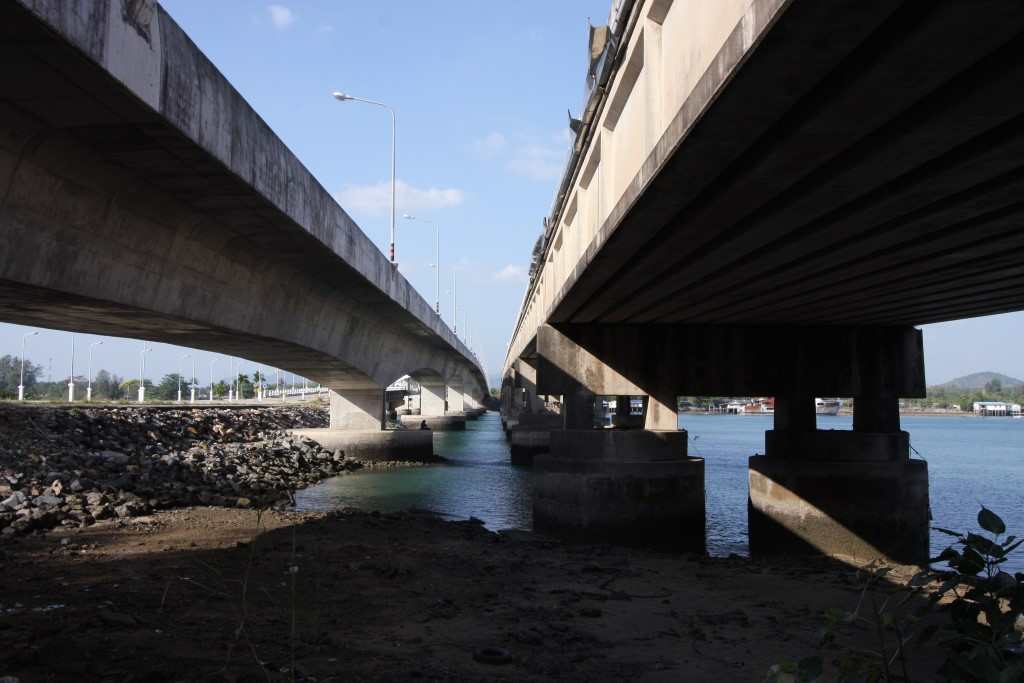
left=0, top=506, right=947, bottom=682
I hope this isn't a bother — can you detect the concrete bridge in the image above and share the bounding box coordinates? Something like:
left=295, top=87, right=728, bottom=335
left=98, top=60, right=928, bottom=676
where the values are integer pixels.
left=0, top=0, right=487, bottom=457
left=503, top=0, right=1024, bottom=563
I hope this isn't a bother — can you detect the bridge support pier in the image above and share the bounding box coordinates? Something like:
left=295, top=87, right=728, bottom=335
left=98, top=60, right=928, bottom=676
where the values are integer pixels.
left=749, top=393, right=929, bottom=565
left=399, top=378, right=465, bottom=430
left=532, top=326, right=704, bottom=549
left=298, top=389, right=432, bottom=462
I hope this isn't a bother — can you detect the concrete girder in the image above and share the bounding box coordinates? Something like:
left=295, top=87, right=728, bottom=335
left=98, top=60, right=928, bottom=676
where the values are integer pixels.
left=0, top=1, right=487, bottom=409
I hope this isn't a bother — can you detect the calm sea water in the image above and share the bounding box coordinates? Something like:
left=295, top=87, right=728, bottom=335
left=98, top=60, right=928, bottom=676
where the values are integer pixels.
left=295, top=412, right=1024, bottom=571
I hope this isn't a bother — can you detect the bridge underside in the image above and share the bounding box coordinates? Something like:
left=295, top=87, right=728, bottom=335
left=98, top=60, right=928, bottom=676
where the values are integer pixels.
left=554, top=0, right=1024, bottom=327
left=507, top=0, right=1024, bottom=564
left=0, top=1, right=485, bottom=453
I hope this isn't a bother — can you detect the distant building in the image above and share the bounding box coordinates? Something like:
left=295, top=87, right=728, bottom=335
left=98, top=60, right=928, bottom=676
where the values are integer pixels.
left=972, top=401, right=1021, bottom=416
left=724, top=401, right=746, bottom=414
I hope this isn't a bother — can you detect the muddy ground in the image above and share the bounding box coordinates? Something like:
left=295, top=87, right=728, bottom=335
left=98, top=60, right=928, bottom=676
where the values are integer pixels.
left=0, top=505, right=949, bottom=682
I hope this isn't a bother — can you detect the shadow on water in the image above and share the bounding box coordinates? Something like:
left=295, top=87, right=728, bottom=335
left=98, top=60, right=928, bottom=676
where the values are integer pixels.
left=294, top=413, right=535, bottom=530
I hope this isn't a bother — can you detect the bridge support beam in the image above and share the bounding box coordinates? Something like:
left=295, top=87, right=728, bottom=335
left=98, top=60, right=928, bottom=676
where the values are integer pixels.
left=533, top=325, right=704, bottom=549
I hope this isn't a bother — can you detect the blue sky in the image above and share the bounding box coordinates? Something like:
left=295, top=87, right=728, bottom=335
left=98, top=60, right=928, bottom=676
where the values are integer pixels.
left=2, top=0, right=1024, bottom=388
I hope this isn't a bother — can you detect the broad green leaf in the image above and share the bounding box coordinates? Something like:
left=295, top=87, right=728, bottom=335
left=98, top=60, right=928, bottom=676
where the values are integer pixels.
left=966, top=532, right=1004, bottom=557
left=930, top=548, right=961, bottom=565
left=957, top=546, right=987, bottom=576
left=978, top=506, right=1006, bottom=535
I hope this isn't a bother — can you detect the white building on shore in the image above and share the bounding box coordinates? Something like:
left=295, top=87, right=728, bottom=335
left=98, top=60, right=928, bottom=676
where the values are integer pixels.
left=972, top=401, right=1022, bottom=416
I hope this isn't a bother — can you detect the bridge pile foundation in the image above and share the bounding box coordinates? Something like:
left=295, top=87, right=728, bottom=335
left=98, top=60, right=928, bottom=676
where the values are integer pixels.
left=749, top=394, right=929, bottom=565
left=531, top=327, right=705, bottom=549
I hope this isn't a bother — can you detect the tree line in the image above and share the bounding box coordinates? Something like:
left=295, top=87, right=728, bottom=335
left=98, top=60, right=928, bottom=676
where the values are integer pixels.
left=0, top=355, right=267, bottom=401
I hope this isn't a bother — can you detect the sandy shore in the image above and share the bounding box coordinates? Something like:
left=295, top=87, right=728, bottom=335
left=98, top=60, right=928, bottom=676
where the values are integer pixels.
left=0, top=505, right=949, bottom=682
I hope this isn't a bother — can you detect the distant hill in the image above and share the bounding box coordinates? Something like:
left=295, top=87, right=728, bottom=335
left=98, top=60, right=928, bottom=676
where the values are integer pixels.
left=938, top=372, right=1024, bottom=390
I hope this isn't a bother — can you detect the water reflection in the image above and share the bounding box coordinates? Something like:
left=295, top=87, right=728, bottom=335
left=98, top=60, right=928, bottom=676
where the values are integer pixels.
left=295, top=413, right=534, bottom=530
left=296, top=412, right=1024, bottom=572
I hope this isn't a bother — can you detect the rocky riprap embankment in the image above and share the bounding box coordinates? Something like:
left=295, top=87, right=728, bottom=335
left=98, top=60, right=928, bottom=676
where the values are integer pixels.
left=0, top=404, right=363, bottom=538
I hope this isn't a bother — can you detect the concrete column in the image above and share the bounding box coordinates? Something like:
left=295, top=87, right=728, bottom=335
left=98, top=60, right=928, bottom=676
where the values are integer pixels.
left=749, top=329, right=928, bottom=565
left=533, top=325, right=703, bottom=549
left=774, top=395, right=815, bottom=434
left=329, top=389, right=383, bottom=430
left=644, top=392, right=677, bottom=431
left=447, top=384, right=465, bottom=413
left=853, top=395, right=900, bottom=433
left=562, top=384, right=596, bottom=429
left=419, top=381, right=446, bottom=416
left=399, top=378, right=466, bottom=431
left=312, top=389, right=432, bottom=461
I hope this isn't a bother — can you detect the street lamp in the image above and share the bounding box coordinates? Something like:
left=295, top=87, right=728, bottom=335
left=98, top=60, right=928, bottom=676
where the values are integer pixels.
left=209, top=358, right=217, bottom=402
left=18, top=331, right=38, bottom=401
left=68, top=336, right=76, bottom=402
left=178, top=354, right=190, bottom=403
left=403, top=214, right=440, bottom=315
left=138, top=343, right=151, bottom=403
left=332, top=91, right=397, bottom=265
left=87, top=340, right=103, bottom=401
left=190, top=355, right=197, bottom=403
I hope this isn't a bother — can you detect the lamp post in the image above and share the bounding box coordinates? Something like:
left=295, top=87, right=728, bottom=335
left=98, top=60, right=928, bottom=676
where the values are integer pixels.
left=87, top=340, right=103, bottom=401
left=138, top=343, right=151, bottom=403
left=209, top=359, right=217, bottom=402
left=190, top=355, right=197, bottom=403
left=178, top=354, right=189, bottom=403
left=452, top=270, right=457, bottom=334
left=402, top=214, right=440, bottom=315
left=18, top=331, right=38, bottom=401
left=332, top=91, right=397, bottom=265
left=68, top=336, right=76, bottom=402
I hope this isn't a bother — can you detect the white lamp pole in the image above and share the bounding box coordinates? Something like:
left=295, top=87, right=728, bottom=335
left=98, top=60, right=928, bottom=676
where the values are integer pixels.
left=68, top=336, right=76, bottom=402
left=403, top=214, right=440, bottom=315
left=332, top=91, right=397, bottom=265
left=178, top=354, right=189, bottom=403
left=138, top=343, right=151, bottom=403
left=18, top=331, right=39, bottom=401
left=209, top=359, right=217, bottom=402
left=87, top=340, right=103, bottom=401
left=190, top=356, right=197, bottom=403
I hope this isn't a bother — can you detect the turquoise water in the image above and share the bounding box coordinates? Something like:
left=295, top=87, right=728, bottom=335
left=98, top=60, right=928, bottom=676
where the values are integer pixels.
left=295, top=412, right=1024, bottom=571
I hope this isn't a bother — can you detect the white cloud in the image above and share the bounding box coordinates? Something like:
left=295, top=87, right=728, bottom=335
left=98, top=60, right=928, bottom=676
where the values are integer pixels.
left=337, top=179, right=466, bottom=217
left=493, top=264, right=528, bottom=283
left=472, top=132, right=507, bottom=158
left=317, top=24, right=335, bottom=33
left=507, top=142, right=565, bottom=181
left=267, top=5, right=295, bottom=29
left=475, top=129, right=571, bottom=182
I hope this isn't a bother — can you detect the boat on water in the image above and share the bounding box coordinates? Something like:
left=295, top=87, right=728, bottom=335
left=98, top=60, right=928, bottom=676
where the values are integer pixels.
left=816, top=398, right=843, bottom=416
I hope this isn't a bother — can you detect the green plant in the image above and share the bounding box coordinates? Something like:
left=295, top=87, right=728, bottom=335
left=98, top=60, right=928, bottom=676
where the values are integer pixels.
left=928, top=507, right=1024, bottom=681
left=766, top=506, right=1023, bottom=683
